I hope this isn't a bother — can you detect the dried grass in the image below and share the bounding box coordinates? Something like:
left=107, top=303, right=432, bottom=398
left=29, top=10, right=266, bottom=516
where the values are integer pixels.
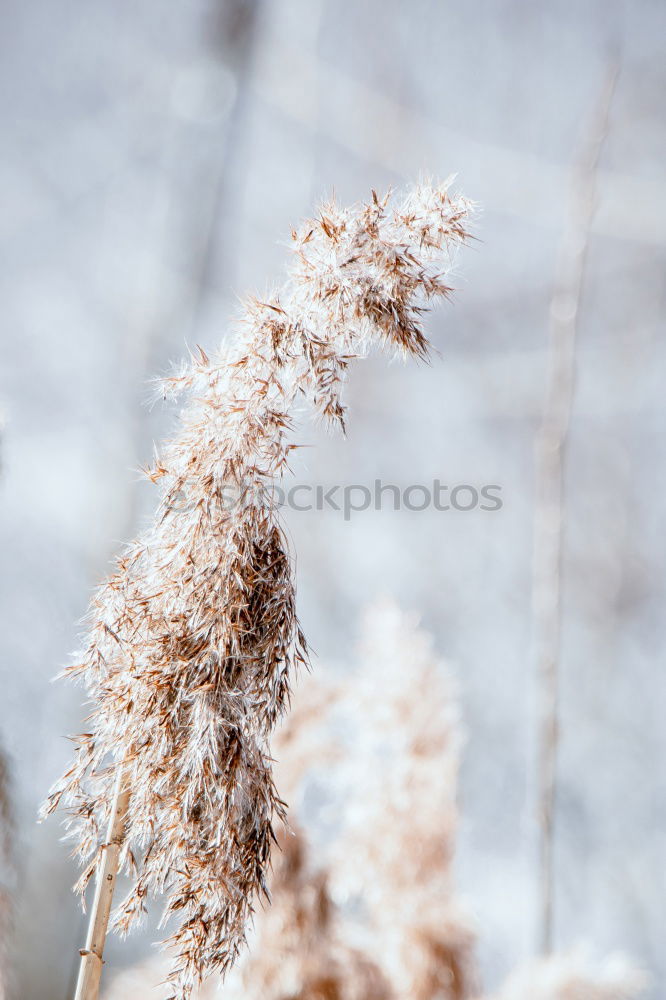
left=103, top=828, right=390, bottom=1000
left=42, top=183, right=473, bottom=998
left=273, top=599, right=477, bottom=1000
left=103, top=606, right=645, bottom=1000
left=223, top=826, right=392, bottom=1000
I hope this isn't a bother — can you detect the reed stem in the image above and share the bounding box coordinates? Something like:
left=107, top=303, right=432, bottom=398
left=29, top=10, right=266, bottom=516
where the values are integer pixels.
left=74, top=768, right=130, bottom=1000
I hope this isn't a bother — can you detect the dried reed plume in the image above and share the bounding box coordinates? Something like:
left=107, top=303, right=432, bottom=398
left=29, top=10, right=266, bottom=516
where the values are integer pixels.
left=103, top=606, right=645, bottom=1000
left=101, top=959, right=218, bottom=1000
left=273, top=600, right=477, bottom=1000
left=103, top=828, right=390, bottom=1000
left=340, top=602, right=476, bottom=1000
left=42, top=183, right=473, bottom=998
left=222, top=826, right=392, bottom=1000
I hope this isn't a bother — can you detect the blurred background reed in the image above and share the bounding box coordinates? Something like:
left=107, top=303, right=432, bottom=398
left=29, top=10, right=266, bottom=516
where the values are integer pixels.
left=0, top=1, right=664, bottom=998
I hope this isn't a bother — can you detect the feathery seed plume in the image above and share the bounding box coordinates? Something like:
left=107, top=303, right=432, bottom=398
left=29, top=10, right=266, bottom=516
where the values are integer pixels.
left=103, top=828, right=391, bottom=1000
left=42, top=183, right=473, bottom=999
left=222, top=827, right=392, bottom=1000
left=273, top=600, right=477, bottom=1000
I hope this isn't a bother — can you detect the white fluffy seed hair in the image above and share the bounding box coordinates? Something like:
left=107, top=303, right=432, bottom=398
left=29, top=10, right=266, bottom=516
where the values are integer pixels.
left=42, top=182, right=473, bottom=999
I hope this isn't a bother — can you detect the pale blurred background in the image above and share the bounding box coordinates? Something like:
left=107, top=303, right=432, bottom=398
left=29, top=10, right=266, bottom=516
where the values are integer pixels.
left=0, top=1, right=664, bottom=998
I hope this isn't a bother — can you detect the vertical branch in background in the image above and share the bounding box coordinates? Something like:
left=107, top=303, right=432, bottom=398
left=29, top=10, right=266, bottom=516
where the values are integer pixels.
left=188, top=0, right=260, bottom=336
left=533, top=64, right=618, bottom=954
left=0, top=749, right=12, bottom=1000
left=0, top=426, right=12, bottom=1000
left=73, top=770, right=130, bottom=1000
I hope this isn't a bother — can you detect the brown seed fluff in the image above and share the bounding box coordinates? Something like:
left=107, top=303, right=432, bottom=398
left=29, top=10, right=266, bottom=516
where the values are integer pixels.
left=42, top=182, right=473, bottom=999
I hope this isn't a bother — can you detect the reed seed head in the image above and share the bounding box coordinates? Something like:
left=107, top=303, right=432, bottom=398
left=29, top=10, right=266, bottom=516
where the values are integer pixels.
left=42, top=182, right=473, bottom=998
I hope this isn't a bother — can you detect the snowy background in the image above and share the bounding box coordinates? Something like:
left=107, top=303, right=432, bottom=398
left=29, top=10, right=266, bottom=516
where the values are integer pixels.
left=0, top=1, right=664, bottom=998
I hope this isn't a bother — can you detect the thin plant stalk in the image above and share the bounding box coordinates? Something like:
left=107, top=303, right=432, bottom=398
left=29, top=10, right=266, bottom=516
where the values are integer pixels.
left=0, top=749, right=12, bottom=1000
left=74, top=769, right=130, bottom=1000
left=533, top=63, right=618, bottom=954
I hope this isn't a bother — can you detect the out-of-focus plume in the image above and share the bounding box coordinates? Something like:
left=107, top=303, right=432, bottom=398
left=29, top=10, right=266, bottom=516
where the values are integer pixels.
left=222, top=827, right=392, bottom=1000
left=275, top=599, right=477, bottom=1000
left=42, top=185, right=473, bottom=998
left=483, top=949, right=646, bottom=1000
left=103, top=606, right=646, bottom=1000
